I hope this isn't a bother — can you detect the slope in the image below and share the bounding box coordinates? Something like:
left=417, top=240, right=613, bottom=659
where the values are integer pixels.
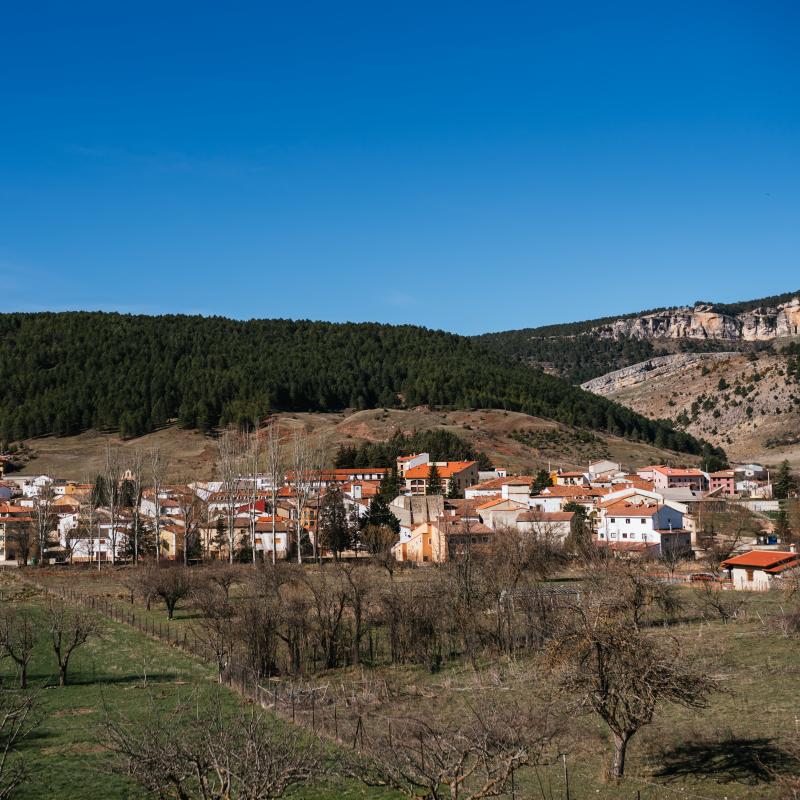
left=0, top=312, right=718, bottom=460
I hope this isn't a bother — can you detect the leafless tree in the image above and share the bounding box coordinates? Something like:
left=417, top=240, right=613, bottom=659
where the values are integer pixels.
left=104, top=443, right=123, bottom=565
left=47, top=602, right=101, bottom=686
left=175, top=483, right=202, bottom=566
left=549, top=603, right=717, bottom=780
left=192, top=584, right=236, bottom=682
left=0, top=688, right=38, bottom=799
left=290, top=430, right=324, bottom=564
left=149, top=447, right=167, bottom=563
left=264, top=422, right=286, bottom=566
left=127, top=448, right=146, bottom=564
left=217, top=427, right=245, bottom=564
left=349, top=696, right=552, bottom=800
left=693, top=580, right=746, bottom=624
left=246, top=430, right=261, bottom=564
left=30, top=480, right=56, bottom=565
left=206, top=563, right=243, bottom=603
left=105, top=690, right=321, bottom=799
left=0, top=610, right=37, bottom=689
left=145, top=567, right=196, bottom=621
left=697, top=503, right=758, bottom=575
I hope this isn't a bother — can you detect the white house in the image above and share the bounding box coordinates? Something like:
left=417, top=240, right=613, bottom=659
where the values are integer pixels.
left=721, top=550, right=799, bottom=590
left=597, top=498, right=689, bottom=556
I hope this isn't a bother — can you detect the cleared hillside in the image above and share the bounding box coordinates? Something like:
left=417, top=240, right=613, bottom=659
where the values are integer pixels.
left=13, top=408, right=705, bottom=481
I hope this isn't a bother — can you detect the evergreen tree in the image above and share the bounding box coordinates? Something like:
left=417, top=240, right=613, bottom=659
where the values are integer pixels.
left=317, top=486, right=352, bottom=558
left=530, top=469, right=553, bottom=495
left=360, top=494, right=400, bottom=534
left=426, top=464, right=443, bottom=496
left=774, top=460, right=796, bottom=500
left=378, top=467, right=401, bottom=501
left=446, top=479, right=462, bottom=499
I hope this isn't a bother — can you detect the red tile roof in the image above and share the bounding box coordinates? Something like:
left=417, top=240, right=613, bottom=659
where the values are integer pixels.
left=721, top=550, right=800, bottom=573
left=404, top=461, right=477, bottom=479
left=602, top=501, right=660, bottom=517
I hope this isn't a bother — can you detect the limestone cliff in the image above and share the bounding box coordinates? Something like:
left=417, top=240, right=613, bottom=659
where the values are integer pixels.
left=589, top=298, right=800, bottom=342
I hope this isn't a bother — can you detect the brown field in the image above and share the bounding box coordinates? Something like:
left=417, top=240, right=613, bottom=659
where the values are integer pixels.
left=16, top=406, right=702, bottom=480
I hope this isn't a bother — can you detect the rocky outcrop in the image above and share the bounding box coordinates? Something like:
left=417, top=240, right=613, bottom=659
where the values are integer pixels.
left=580, top=352, right=739, bottom=395
left=589, top=299, right=800, bottom=342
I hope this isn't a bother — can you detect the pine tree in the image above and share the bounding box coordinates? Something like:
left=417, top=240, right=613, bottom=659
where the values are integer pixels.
left=378, top=467, right=401, bottom=501
left=426, top=464, right=443, bottom=496
left=361, top=494, right=400, bottom=534
left=317, top=486, right=352, bottom=559
left=530, top=469, right=553, bottom=495
left=774, top=460, right=796, bottom=500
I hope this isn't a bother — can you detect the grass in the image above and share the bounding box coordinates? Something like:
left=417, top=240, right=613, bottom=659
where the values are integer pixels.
left=8, top=571, right=800, bottom=800
left=0, top=573, right=389, bottom=800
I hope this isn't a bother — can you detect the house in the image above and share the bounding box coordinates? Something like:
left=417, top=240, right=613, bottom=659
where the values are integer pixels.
left=530, top=485, right=608, bottom=514
left=403, top=461, right=479, bottom=496
left=465, top=475, right=533, bottom=499
left=475, top=497, right=528, bottom=530
left=588, top=460, right=622, bottom=480
left=396, top=453, right=430, bottom=480
left=597, top=498, right=689, bottom=556
left=651, top=467, right=708, bottom=492
left=516, top=511, right=574, bottom=543
left=396, top=516, right=493, bottom=563
left=554, top=470, right=588, bottom=487
left=707, top=470, right=736, bottom=496
left=721, top=550, right=800, bottom=590
left=390, top=495, right=445, bottom=544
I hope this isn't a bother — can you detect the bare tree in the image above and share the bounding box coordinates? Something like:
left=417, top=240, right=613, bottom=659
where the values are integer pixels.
left=103, top=443, right=123, bottom=566
left=349, top=696, right=551, bottom=800
left=290, top=430, right=324, bottom=564
left=192, top=584, right=235, bottom=682
left=127, top=448, right=145, bottom=564
left=247, top=430, right=261, bottom=564
left=105, top=690, right=321, bottom=799
left=47, top=602, right=101, bottom=686
left=206, top=563, right=243, bottom=604
left=175, top=483, right=201, bottom=566
left=0, top=688, right=38, bottom=799
left=78, top=482, right=99, bottom=569
left=550, top=603, right=717, bottom=780
left=147, top=567, right=195, bottom=620
left=30, top=480, right=56, bottom=566
left=217, top=427, right=245, bottom=564
left=149, top=447, right=167, bottom=563
left=264, top=422, right=286, bottom=566
left=0, top=610, right=37, bottom=689
left=697, top=503, right=758, bottom=575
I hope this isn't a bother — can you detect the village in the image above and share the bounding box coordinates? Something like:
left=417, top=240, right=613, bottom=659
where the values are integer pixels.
left=1, top=440, right=797, bottom=591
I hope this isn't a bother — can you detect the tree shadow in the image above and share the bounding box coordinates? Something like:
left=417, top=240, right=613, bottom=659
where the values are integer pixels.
left=654, top=736, right=796, bottom=785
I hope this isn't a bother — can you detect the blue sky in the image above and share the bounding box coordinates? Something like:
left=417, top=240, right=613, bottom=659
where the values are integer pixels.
left=1, top=1, right=798, bottom=335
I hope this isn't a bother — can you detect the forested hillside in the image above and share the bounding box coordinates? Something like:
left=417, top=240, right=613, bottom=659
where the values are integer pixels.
left=0, top=312, right=721, bottom=460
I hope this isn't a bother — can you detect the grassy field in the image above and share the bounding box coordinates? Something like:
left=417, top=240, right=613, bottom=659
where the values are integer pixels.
left=5, top=568, right=800, bottom=800
left=0, top=572, right=389, bottom=800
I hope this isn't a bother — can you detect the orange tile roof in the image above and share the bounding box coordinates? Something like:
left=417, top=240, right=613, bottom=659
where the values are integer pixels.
left=476, top=497, right=526, bottom=510
left=652, top=467, right=705, bottom=477
left=536, top=485, right=608, bottom=498
left=602, top=501, right=661, bottom=517
left=721, top=550, right=799, bottom=573
left=404, top=461, right=477, bottom=479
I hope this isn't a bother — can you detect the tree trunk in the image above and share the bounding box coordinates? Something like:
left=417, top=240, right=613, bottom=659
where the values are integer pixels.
left=59, top=661, right=68, bottom=686
left=610, top=732, right=630, bottom=780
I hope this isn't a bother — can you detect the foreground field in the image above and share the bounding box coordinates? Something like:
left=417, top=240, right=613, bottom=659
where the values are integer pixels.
left=5, top=563, right=799, bottom=800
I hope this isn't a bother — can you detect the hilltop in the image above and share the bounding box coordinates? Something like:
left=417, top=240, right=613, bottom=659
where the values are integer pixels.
left=476, top=289, right=800, bottom=383
left=0, top=311, right=719, bottom=461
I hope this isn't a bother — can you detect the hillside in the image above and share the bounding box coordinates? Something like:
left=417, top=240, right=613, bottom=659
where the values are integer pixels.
left=476, top=289, right=800, bottom=383
left=0, top=312, right=720, bottom=460
left=12, top=408, right=705, bottom=481
left=582, top=349, right=800, bottom=468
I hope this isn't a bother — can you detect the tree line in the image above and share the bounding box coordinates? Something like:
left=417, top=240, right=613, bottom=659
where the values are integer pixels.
left=0, top=312, right=724, bottom=462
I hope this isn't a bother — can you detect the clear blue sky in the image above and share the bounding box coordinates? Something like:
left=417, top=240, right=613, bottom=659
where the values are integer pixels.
left=1, top=1, right=799, bottom=335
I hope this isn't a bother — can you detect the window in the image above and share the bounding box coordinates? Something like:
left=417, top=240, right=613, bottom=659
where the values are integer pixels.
left=746, top=568, right=754, bottom=582
left=625, top=519, right=630, bottom=524
left=641, top=518, right=646, bottom=524
left=609, top=518, right=616, bottom=523
left=622, top=533, right=628, bottom=538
